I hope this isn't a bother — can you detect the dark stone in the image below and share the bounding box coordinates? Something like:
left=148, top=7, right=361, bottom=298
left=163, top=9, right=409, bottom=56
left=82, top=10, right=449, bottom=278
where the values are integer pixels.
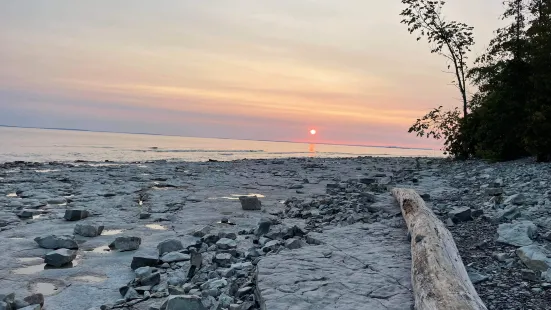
left=64, top=209, right=90, bottom=221
left=448, top=207, right=472, bottom=223
left=44, top=249, right=77, bottom=267
left=109, top=236, right=141, bottom=251
left=34, top=235, right=78, bottom=249
left=23, top=293, right=44, bottom=307
left=239, top=196, right=261, bottom=211
left=141, top=272, right=161, bottom=286
left=255, top=218, right=271, bottom=236
left=157, top=239, right=184, bottom=256
left=131, top=252, right=159, bottom=270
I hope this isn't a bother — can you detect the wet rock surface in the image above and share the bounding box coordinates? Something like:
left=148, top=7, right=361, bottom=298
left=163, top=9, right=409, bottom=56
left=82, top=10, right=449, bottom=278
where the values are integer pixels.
left=2, top=156, right=550, bottom=309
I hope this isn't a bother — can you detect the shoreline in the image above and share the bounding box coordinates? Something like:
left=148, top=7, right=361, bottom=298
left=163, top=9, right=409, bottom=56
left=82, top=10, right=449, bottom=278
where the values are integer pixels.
left=1, top=157, right=550, bottom=309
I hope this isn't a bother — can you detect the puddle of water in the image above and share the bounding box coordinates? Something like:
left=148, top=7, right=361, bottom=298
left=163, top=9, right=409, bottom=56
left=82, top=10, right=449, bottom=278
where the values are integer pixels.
left=17, top=257, right=43, bottom=263
left=145, top=224, right=167, bottom=230
left=35, top=169, right=59, bottom=173
left=139, top=200, right=143, bottom=206
left=6, top=193, right=17, bottom=197
left=90, top=245, right=111, bottom=253
left=217, top=221, right=236, bottom=225
left=218, top=193, right=265, bottom=200
left=31, top=282, right=57, bottom=295
left=102, top=229, right=123, bottom=236
left=72, top=275, right=107, bottom=283
left=13, top=264, right=46, bottom=275
left=32, top=214, right=44, bottom=220
left=13, top=259, right=80, bottom=274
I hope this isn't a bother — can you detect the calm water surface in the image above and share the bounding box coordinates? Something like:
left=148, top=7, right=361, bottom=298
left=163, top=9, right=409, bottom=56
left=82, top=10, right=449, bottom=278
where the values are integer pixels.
left=0, top=127, right=443, bottom=162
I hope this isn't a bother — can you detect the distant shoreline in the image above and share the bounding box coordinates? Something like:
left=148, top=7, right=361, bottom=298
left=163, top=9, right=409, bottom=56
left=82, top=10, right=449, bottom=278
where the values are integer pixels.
left=0, top=124, right=436, bottom=151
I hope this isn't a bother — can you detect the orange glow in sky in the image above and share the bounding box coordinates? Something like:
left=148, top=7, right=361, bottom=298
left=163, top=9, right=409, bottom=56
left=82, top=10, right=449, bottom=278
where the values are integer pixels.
left=0, top=1, right=505, bottom=149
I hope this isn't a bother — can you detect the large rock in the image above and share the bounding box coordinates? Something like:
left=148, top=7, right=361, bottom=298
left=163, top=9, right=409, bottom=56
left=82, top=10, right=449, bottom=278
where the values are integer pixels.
left=165, top=295, right=206, bottom=310
left=255, top=218, right=272, bottom=236
left=74, top=223, right=104, bottom=237
left=161, top=252, right=190, bottom=263
left=257, top=225, right=413, bottom=310
left=504, top=193, right=525, bottom=205
left=517, top=245, right=551, bottom=272
left=239, top=196, right=261, bottom=211
left=216, top=238, right=237, bottom=250
left=109, top=236, right=141, bottom=251
left=213, top=253, right=232, bottom=267
left=34, top=235, right=78, bottom=249
left=141, top=272, right=161, bottom=286
left=45, top=248, right=77, bottom=267
left=497, top=221, right=537, bottom=246
left=495, top=205, right=522, bottom=222
left=448, top=207, right=472, bottom=223
left=64, top=209, right=89, bottom=221
left=131, top=252, right=158, bottom=270
left=285, top=238, right=305, bottom=250
left=23, top=294, right=44, bottom=307
left=157, top=239, right=183, bottom=256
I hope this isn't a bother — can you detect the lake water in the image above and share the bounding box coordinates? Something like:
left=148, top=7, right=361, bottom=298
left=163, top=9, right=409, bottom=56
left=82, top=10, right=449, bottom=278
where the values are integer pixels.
left=0, top=127, right=443, bottom=163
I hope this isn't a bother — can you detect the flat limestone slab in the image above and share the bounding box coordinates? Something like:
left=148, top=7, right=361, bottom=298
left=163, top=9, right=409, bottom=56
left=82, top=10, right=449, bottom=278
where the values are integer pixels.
left=257, top=221, right=413, bottom=310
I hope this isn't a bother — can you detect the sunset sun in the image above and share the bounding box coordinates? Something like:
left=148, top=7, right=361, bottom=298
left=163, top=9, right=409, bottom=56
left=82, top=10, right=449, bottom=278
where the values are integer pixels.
left=310, top=129, right=317, bottom=135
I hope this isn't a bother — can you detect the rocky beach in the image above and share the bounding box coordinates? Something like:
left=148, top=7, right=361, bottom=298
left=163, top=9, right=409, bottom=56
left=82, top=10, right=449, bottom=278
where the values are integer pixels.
left=1, top=156, right=550, bottom=310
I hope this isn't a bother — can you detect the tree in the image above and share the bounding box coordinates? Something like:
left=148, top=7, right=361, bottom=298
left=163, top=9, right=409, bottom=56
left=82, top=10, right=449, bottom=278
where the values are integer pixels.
left=524, top=0, right=551, bottom=161
left=400, top=0, right=474, bottom=117
left=466, top=0, right=532, bottom=161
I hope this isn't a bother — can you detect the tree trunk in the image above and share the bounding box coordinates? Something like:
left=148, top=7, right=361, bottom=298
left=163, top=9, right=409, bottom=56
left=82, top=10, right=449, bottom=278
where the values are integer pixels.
left=392, top=188, right=487, bottom=310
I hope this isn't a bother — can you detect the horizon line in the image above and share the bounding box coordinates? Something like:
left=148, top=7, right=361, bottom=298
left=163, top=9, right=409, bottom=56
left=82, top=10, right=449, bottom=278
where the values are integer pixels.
left=0, top=124, right=438, bottom=151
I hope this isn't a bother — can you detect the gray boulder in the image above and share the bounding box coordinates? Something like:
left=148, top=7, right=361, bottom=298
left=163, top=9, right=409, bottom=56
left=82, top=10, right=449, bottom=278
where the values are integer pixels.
left=157, top=239, right=183, bottom=256
left=239, top=196, right=261, bottom=211
left=213, top=253, right=232, bottom=267
left=517, top=245, right=551, bottom=272
left=255, top=218, right=271, bottom=236
left=504, top=193, right=525, bottom=205
left=216, top=238, right=237, bottom=250
left=448, top=207, right=472, bottom=223
left=45, top=248, right=77, bottom=267
left=495, top=205, right=522, bottom=222
left=497, top=220, right=537, bottom=246
left=34, top=235, right=78, bottom=249
left=141, top=272, right=161, bottom=286
left=0, top=301, right=10, bottom=310
left=191, top=226, right=211, bottom=238
left=165, top=295, right=206, bottom=310
left=74, top=223, right=104, bottom=237
left=23, top=293, right=44, bottom=307
left=161, top=252, right=190, bottom=263
left=262, top=240, right=282, bottom=253
left=17, top=210, right=36, bottom=219
left=131, top=251, right=158, bottom=270
left=109, top=236, right=141, bottom=251
left=64, top=209, right=89, bottom=221
left=285, top=238, right=305, bottom=250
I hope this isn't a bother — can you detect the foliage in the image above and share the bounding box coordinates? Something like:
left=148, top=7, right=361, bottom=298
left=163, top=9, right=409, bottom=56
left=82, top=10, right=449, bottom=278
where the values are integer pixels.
left=403, top=0, right=551, bottom=161
left=400, top=0, right=474, bottom=117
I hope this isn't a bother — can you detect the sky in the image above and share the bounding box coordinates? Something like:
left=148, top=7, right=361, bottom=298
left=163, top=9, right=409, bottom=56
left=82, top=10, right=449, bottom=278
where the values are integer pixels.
left=0, top=0, right=506, bottom=148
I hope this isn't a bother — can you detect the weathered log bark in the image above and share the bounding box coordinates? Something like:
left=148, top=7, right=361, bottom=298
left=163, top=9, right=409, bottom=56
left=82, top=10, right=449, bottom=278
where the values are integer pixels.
left=392, top=188, right=487, bottom=310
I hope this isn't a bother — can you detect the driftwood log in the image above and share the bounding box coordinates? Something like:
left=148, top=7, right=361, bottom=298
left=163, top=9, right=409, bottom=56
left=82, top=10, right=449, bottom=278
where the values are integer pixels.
left=392, top=188, right=487, bottom=310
